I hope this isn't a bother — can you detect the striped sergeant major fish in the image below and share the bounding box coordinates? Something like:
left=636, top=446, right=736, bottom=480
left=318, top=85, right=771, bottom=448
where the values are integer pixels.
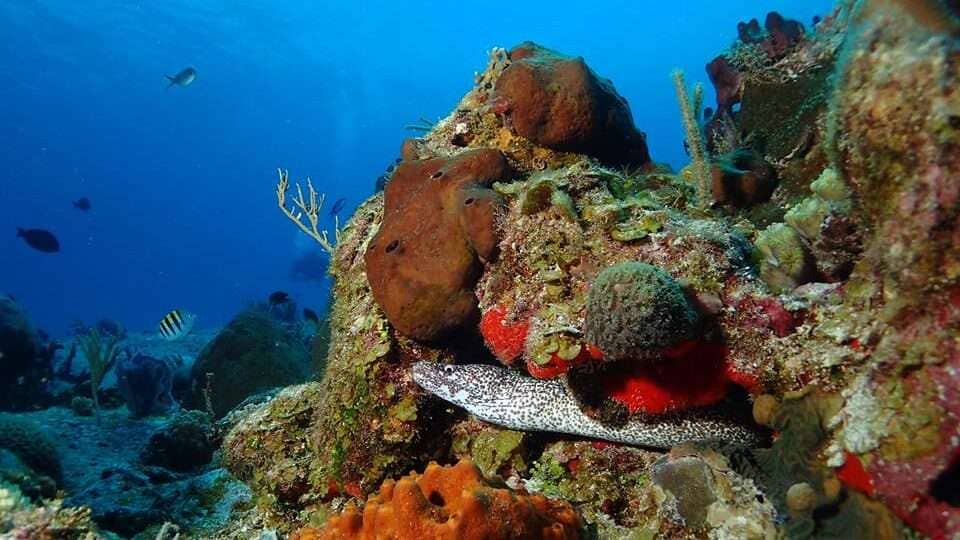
left=158, top=309, right=197, bottom=341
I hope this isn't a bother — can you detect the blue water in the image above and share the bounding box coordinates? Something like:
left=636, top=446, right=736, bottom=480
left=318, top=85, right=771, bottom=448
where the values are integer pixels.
left=0, top=1, right=832, bottom=336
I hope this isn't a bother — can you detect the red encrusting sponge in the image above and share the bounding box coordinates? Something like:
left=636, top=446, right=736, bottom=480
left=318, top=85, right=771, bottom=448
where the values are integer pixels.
left=479, top=304, right=530, bottom=365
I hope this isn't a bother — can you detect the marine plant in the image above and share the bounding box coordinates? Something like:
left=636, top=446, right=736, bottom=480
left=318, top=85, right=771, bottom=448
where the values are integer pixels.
left=671, top=69, right=712, bottom=209
left=276, top=168, right=342, bottom=254
left=77, top=329, right=120, bottom=423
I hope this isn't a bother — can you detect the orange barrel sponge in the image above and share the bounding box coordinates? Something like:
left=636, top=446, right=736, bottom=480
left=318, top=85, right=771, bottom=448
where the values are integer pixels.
left=306, top=459, right=585, bottom=540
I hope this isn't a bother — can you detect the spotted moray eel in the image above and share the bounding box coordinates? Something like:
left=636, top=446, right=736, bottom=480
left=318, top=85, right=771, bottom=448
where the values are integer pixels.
left=412, top=362, right=764, bottom=448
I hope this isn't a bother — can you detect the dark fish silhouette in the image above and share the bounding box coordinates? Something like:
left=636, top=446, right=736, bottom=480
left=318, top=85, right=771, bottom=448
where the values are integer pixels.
left=73, top=197, right=91, bottom=211
left=16, top=228, right=60, bottom=253
left=329, top=198, right=346, bottom=216
left=166, top=67, right=197, bottom=88
left=268, top=291, right=290, bottom=305
left=303, top=308, right=320, bottom=325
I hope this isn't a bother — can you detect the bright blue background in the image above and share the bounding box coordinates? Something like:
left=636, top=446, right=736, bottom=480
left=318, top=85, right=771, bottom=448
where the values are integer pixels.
left=0, top=1, right=833, bottom=336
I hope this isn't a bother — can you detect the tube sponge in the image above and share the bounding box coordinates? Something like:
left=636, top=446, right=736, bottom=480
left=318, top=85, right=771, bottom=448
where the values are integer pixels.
left=585, top=262, right=700, bottom=361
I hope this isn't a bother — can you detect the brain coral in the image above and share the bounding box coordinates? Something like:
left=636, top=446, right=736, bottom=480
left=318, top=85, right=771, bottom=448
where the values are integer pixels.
left=305, top=459, right=585, bottom=540
left=494, top=41, right=651, bottom=168
left=585, top=262, right=700, bottom=362
left=365, top=147, right=509, bottom=341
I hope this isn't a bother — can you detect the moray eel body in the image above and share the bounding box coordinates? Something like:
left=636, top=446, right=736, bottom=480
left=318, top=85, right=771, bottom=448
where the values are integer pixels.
left=412, top=362, right=764, bottom=448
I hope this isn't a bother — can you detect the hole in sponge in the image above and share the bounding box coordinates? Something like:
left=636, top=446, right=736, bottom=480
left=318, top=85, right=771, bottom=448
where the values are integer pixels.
left=931, top=459, right=960, bottom=507
left=428, top=491, right=445, bottom=507
left=464, top=197, right=475, bottom=205
left=385, top=240, right=400, bottom=253
left=430, top=170, right=444, bottom=179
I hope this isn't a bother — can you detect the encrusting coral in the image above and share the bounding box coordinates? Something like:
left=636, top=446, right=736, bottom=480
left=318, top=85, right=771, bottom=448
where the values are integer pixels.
left=299, top=459, right=586, bottom=540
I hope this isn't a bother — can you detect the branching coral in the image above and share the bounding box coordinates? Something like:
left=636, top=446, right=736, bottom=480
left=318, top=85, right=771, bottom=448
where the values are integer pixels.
left=276, top=168, right=342, bottom=254
left=672, top=70, right=712, bottom=210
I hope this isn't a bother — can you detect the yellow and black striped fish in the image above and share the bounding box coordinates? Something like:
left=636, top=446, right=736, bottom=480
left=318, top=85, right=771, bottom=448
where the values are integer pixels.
left=158, top=309, right=197, bottom=341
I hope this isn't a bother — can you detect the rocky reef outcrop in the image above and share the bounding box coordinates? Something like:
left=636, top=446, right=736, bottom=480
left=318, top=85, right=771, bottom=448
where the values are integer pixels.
left=0, top=294, right=53, bottom=411
left=186, top=308, right=312, bottom=418
left=220, top=5, right=960, bottom=538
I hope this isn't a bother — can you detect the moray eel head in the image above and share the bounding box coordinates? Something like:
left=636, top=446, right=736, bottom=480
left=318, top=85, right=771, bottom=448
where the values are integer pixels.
left=412, top=362, right=509, bottom=409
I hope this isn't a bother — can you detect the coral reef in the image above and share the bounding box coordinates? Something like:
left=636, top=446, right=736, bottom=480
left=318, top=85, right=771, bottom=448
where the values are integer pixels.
left=0, top=481, right=103, bottom=539
left=0, top=294, right=51, bottom=411
left=115, top=5, right=960, bottom=538
left=584, top=262, right=700, bottom=362
left=140, top=410, right=215, bottom=472
left=308, top=459, right=586, bottom=540
left=493, top=42, right=652, bottom=168
left=116, top=352, right=177, bottom=418
left=710, top=147, right=778, bottom=207
left=186, top=308, right=312, bottom=418
left=223, top=383, right=324, bottom=513
left=365, top=148, right=509, bottom=340
left=0, top=413, right=61, bottom=487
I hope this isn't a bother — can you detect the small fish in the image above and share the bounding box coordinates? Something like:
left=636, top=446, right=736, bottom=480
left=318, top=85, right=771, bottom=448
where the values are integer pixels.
left=166, top=67, right=197, bottom=89
left=329, top=198, right=346, bottom=216
left=73, top=197, right=91, bottom=211
left=268, top=291, right=290, bottom=305
left=303, top=308, right=320, bottom=325
left=16, top=228, right=60, bottom=253
left=158, top=309, right=196, bottom=341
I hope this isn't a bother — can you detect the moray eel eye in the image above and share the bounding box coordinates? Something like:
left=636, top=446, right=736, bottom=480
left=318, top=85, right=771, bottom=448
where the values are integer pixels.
left=443, top=365, right=454, bottom=373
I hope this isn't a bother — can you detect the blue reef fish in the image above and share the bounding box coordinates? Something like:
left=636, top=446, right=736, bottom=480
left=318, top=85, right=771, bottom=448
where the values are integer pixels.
left=16, top=228, right=60, bottom=253
left=72, top=197, right=91, bottom=211
left=166, top=67, right=197, bottom=88
left=328, top=197, right=346, bottom=216
left=158, top=309, right=196, bottom=340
